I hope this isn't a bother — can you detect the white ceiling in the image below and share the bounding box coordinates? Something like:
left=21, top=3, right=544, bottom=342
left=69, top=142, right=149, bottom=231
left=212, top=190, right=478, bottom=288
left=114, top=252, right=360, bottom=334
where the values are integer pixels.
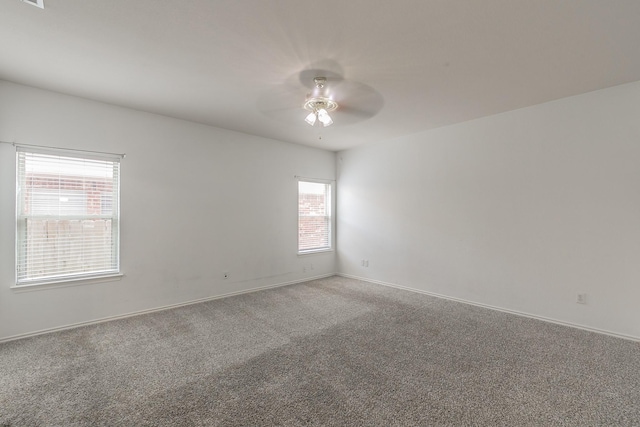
left=2, top=1, right=640, bottom=151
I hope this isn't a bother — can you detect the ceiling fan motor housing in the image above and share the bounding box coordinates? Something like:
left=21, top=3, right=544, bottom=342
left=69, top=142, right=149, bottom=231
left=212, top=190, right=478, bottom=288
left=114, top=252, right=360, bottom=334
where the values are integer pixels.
left=304, top=77, right=338, bottom=112
left=304, top=98, right=338, bottom=113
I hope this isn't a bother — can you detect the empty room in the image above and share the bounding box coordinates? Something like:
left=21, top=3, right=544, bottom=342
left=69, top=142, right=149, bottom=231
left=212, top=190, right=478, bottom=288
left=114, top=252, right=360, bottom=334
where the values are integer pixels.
left=1, top=1, right=640, bottom=425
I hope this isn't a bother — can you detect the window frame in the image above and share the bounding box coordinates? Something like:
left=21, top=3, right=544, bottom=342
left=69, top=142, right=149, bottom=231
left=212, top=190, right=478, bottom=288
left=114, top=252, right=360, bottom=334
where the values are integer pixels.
left=14, top=146, right=122, bottom=288
left=297, top=178, right=334, bottom=255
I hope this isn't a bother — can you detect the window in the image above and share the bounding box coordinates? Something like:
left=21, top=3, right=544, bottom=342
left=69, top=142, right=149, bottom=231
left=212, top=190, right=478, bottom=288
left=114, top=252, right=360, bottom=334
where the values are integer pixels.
left=298, top=180, right=332, bottom=253
left=16, top=148, right=121, bottom=285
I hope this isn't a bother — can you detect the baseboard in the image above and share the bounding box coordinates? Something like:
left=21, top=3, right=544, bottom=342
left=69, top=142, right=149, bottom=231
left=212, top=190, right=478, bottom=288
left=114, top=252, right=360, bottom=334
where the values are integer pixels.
left=338, top=273, right=640, bottom=343
left=7, top=272, right=637, bottom=344
left=0, top=273, right=335, bottom=344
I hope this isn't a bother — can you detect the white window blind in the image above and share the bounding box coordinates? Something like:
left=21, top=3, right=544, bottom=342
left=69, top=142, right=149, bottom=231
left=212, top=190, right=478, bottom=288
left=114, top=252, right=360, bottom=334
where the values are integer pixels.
left=298, top=180, right=332, bottom=253
left=16, top=148, right=120, bottom=285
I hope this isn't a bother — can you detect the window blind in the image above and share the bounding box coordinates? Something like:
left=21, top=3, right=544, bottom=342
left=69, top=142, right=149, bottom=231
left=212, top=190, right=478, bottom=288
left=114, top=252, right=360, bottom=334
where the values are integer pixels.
left=16, top=149, right=120, bottom=285
left=298, top=180, right=332, bottom=253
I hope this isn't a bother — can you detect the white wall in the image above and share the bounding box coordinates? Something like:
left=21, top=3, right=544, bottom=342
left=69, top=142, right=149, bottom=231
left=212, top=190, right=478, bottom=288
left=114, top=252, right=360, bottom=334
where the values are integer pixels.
left=0, top=80, right=336, bottom=341
left=337, top=80, right=640, bottom=340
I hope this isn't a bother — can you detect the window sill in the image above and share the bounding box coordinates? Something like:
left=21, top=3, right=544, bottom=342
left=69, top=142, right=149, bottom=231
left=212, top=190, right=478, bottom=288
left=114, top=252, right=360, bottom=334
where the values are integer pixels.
left=298, top=248, right=334, bottom=256
left=11, top=273, right=124, bottom=292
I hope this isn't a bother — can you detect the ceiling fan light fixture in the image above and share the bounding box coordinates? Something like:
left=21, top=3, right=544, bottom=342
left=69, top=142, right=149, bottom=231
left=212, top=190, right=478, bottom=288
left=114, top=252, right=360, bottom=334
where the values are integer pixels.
left=317, top=109, right=333, bottom=127
left=21, top=0, right=44, bottom=8
left=303, top=77, right=338, bottom=127
left=305, top=112, right=317, bottom=126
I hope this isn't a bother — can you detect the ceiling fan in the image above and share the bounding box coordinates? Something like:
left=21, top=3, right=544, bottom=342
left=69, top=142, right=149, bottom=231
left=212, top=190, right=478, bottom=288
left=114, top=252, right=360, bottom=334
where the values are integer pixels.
left=303, top=77, right=338, bottom=127
left=258, top=68, right=384, bottom=129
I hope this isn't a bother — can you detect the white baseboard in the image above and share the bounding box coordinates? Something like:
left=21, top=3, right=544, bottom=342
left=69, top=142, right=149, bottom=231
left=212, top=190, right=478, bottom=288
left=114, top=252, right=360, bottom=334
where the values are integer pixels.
left=338, top=273, right=640, bottom=343
left=0, top=273, right=335, bottom=344
left=6, top=272, right=638, bottom=344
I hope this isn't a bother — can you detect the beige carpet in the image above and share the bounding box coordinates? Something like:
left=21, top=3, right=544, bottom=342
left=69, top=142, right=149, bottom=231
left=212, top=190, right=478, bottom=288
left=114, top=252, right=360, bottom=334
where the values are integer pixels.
left=1, top=276, right=639, bottom=426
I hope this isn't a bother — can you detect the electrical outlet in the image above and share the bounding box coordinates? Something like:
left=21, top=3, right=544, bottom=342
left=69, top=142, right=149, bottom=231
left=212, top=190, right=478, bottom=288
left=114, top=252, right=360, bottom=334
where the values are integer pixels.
left=577, top=293, right=587, bottom=304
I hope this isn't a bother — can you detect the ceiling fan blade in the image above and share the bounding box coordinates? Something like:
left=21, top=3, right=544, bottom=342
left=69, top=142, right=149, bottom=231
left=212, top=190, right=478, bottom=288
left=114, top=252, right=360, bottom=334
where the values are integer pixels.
left=332, top=81, right=383, bottom=108
left=298, top=69, right=344, bottom=89
left=332, top=81, right=384, bottom=124
left=331, top=106, right=376, bottom=125
left=257, top=84, right=302, bottom=117
left=296, top=59, right=346, bottom=88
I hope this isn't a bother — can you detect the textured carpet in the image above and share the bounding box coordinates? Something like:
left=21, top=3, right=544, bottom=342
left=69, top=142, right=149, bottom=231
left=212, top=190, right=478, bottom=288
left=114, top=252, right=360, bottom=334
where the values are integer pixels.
left=1, top=276, right=639, bottom=426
